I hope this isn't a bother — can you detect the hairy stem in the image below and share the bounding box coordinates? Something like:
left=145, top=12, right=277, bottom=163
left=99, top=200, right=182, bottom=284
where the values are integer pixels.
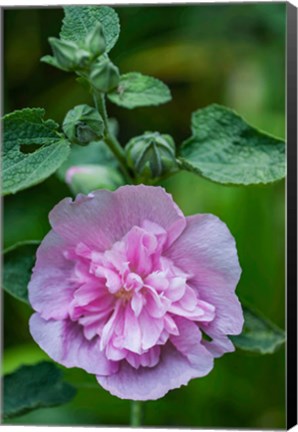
left=93, top=91, right=132, bottom=183
left=130, top=401, right=143, bottom=427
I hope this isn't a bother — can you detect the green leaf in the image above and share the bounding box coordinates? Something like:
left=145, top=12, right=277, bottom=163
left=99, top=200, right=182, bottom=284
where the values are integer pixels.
left=108, top=72, right=172, bottom=109
left=3, top=362, right=76, bottom=419
left=3, top=241, right=40, bottom=304
left=178, top=104, right=285, bottom=185
left=61, top=6, right=120, bottom=53
left=231, top=304, right=286, bottom=354
left=2, top=108, right=70, bottom=195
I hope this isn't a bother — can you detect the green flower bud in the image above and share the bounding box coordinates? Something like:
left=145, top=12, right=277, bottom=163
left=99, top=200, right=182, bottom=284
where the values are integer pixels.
left=63, top=104, right=104, bottom=145
left=90, top=59, right=120, bottom=93
left=66, top=164, right=123, bottom=194
left=85, top=22, right=106, bottom=58
left=49, top=37, right=91, bottom=71
left=125, top=132, right=177, bottom=180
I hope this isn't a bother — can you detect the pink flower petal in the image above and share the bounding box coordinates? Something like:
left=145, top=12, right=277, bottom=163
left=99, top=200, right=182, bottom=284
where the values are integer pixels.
left=126, top=346, right=160, bottom=369
left=49, top=185, right=186, bottom=250
left=200, top=327, right=236, bottom=358
left=145, top=288, right=170, bottom=318
left=166, top=276, right=187, bottom=302
left=138, top=309, right=164, bottom=350
left=105, top=342, right=127, bottom=362
left=30, top=313, right=118, bottom=375
left=97, top=343, right=212, bottom=400
left=131, top=292, right=144, bottom=317
left=170, top=317, right=213, bottom=369
left=166, top=214, right=243, bottom=336
left=145, top=271, right=169, bottom=292
left=28, top=231, right=77, bottom=320
left=103, top=268, right=122, bottom=294
left=125, top=226, right=155, bottom=275
left=73, top=282, right=104, bottom=306
left=100, top=303, right=122, bottom=351
left=122, top=305, right=142, bottom=353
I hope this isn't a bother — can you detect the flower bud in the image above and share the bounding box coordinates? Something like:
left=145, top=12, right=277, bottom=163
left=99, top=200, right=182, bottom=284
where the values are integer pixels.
left=63, top=104, right=104, bottom=145
left=48, top=37, right=90, bottom=71
left=85, top=22, right=106, bottom=58
left=89, top=59, right=120, bottom=93
left=65, top=165, right=123, bottom=194
left=125, top=132, right=177, bottom=180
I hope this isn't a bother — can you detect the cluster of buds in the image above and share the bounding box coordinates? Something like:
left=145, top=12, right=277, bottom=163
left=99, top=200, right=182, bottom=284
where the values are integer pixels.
left=49, top=22, right=119, bottom=93
left=62, top=104, right=104, bottom=146
left=125, top=132, right=177, bottom=181
left=49, top=23, right=106, bottom=72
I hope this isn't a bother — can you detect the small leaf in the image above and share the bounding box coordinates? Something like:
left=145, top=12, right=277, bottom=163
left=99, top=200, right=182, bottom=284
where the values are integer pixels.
left=108, top=72, right=172, bottom=109
left=61, top=6, right=120, bottom=53
left=178, top=104, right=285, bottom=185
left=3, top=241, right=40, bottom=304
left=2, top=108, right=70, bottom=195
left=231, top=304, right=286, bottom=354
left=3, top=362, right=76, bottom=419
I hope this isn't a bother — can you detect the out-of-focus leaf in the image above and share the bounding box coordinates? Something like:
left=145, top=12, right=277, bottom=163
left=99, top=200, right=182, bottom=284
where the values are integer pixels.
left=61, top=6, right=120, bottom=53
left=3, top=241, right=39, bottom=304
left=231, top=304, right=285, bottom=354
left=178, top=104, right=285, bottom=185
left=2, top=108, right=70, bottom=195
left=57, top=140, right=117, bottom=182
left=108, top=72, right=172, bottom=109
left=3, top=362, right=76, bottom=419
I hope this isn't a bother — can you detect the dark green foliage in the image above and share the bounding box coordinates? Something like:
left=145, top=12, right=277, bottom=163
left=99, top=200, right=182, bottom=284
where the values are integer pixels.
left=3, top=241, right=40, bottom=304
left=232, top=304, right=285, bottom=354
left=3, top=362, right=76, bottom=419
left=179, top=104, right=285, bottom=185
left=2, top=109, right=70, bottom=195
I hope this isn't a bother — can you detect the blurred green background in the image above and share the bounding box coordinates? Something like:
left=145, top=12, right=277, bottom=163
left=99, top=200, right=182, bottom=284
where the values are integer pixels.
left=3, top=3, right=286, bottom=429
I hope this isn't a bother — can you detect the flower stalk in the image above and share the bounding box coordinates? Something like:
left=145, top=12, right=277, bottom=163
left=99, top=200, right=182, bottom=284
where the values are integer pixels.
left=93, top=91, right=132, bottom=183
left=130, top=401, right=143, bottom=427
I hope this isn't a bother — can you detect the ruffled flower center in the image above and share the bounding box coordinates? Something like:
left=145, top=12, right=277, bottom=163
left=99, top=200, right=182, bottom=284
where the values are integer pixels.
left=65, top=220, right=216, bottom=369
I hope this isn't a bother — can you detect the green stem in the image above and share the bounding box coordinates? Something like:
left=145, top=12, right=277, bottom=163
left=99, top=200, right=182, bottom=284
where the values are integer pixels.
left=130, top=401, right=143, bottom=427
left=93, top=91, right=132, bottom=183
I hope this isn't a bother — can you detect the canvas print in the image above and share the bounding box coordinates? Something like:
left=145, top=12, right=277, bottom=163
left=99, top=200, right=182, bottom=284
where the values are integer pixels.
left=2, top=3, right=288, bottom=429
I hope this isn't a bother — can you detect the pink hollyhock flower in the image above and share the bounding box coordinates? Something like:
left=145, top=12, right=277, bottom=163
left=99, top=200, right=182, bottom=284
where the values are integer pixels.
left=28, top=185, right=243, bottom=400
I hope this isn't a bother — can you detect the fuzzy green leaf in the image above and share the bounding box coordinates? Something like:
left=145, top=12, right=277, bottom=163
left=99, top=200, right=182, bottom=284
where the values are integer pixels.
left=231, top=304, right=286, bottom=354
left=3, top=362, right=76, bottom=419
left=3, top=241, right=39, bottom=304
left=179, top=104, right=285, bottom=185
left=2, top=108, right=70, bottom=195
left=61, top=6, right=120, bottom=53
left=108, top=72, right=172, bottom=109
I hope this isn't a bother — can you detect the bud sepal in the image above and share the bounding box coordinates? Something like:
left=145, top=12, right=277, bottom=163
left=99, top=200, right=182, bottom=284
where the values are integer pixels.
left=48, top=37, right=91, bottom=72
left=85, top=23, right=106, bottom=59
